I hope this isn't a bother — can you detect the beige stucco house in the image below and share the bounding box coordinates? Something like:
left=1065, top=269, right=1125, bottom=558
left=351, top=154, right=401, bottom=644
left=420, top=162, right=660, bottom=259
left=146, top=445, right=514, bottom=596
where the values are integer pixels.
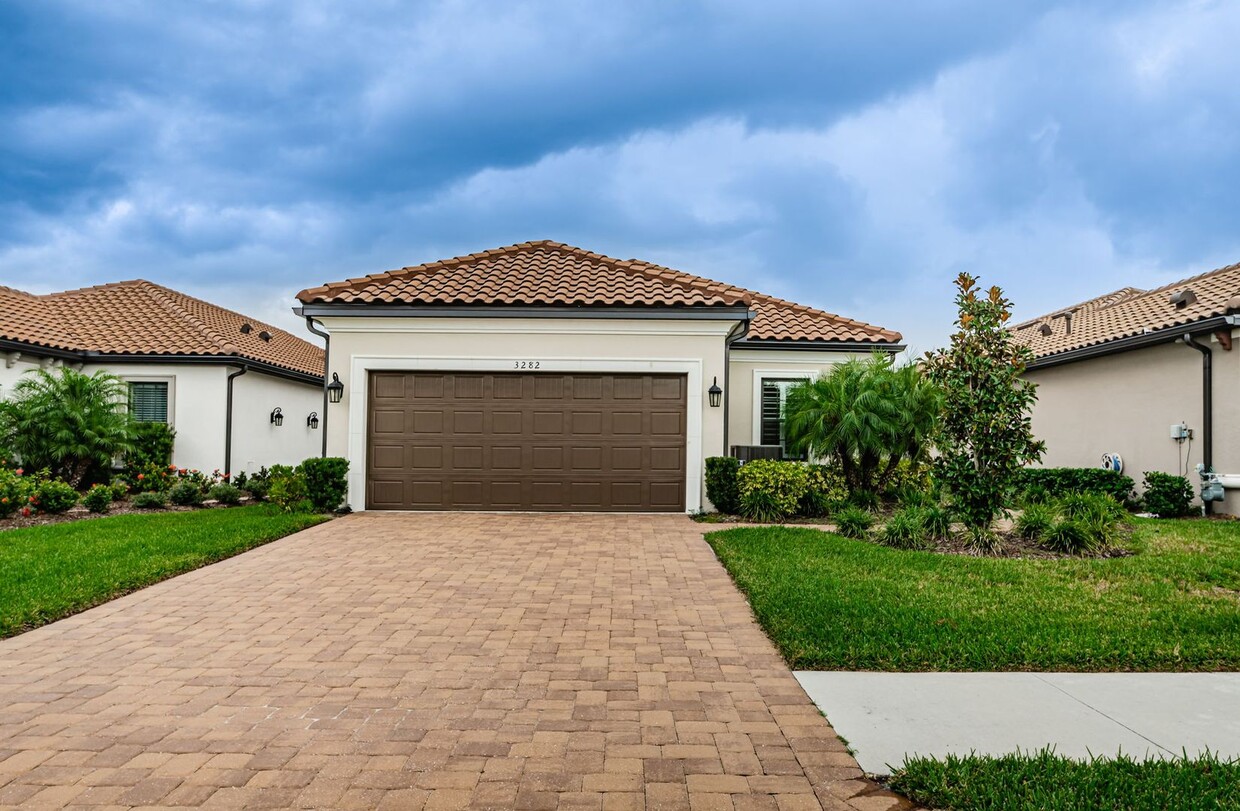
left=0, top=280, right=324, bottom=474
left=295, top=241, right=903, bottom=513
left=1012, top=260, right=1240, bottom=514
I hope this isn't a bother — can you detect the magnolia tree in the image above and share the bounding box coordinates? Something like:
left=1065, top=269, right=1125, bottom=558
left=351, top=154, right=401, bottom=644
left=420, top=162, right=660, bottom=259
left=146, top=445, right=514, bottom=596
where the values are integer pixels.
left=923, top=273, right=1044, bottom=549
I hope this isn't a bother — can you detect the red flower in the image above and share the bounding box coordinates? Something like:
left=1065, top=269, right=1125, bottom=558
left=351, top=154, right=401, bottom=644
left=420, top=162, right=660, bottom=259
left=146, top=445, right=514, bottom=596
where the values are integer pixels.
left=137, top=474, right=145, bottom=480
left=15, top=468, right=23, bottom=476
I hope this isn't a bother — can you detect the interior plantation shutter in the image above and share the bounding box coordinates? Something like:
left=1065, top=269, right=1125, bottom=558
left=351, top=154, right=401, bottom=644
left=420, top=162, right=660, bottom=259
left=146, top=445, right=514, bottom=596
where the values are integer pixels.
left=129, top=382, right=168, bottom=423
left=760, top=381, right=783, bottom=446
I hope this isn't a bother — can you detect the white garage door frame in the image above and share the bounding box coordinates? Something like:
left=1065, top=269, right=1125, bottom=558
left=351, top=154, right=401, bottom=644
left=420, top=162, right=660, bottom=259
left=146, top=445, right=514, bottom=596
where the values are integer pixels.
left=347, top=355, right=704, bottom=513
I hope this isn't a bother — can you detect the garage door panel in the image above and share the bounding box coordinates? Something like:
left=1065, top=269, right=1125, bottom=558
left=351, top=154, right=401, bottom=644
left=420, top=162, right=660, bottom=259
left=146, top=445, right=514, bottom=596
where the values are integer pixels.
left=367, top=372, right=686, bottom=511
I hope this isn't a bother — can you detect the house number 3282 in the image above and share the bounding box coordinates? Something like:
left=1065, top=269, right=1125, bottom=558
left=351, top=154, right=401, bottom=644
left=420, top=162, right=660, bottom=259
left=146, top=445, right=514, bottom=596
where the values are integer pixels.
left=514, top=360, right=541, bottom=369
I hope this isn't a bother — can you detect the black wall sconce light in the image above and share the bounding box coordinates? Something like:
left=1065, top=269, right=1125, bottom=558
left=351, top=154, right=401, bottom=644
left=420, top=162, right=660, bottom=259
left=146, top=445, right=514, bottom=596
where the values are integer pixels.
left=270, top=407, right=284, bottom=426
left=327, top=373, right=345, bottom=404
left=708, top=376, right=722, bottom=408
left=307, top=412, right=319, bottom=429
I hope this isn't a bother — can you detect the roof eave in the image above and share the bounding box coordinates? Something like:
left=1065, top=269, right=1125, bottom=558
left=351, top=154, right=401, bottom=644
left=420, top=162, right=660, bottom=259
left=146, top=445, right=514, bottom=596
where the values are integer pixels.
left=1026, top=314, right=1240, bottom=370
left=294, top=303, right=755, bottom=321
left=731, top=338, right=906, bottom=353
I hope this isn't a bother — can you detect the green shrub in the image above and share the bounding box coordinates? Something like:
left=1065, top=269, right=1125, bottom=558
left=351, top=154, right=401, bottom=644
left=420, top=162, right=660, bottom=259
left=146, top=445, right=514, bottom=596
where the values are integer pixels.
left=848, top=489, right=880, bottom=512
left=82, top=484, right=113, bottom=514
left=207, top=483, right=242, bottom=505
left=1020, top=468, right=1136, bottom=504
left=705, top=456, right=741, bottom=514
left=301, top=456, right=349, bottom=512
left=894, top=485, right=932, bottom=509
left=168, top=481, right=204, bottom=507
left=109, top=480, right=129, bottom=501
left=268, top=464, right=311, bottom=512
left=921, top=504, right=953, bottom=540
left=965, top=525, right=1003, bottom=555
left=1042, top=519, right=1099, bottom=555
left=1021, top=483, right=1052, bottom=506
left=33, top=479, right=78, bottom=514
left=1060, top=492, right=1126, bottom=524
left=1015, top=503, right=1055, bottom=541
left=130, top=461, right=176, bottom=493
left=737, top=460, right=810, bottom=522
left=241, top=467, right=270, bottom=501
left=834, top=506, right=874, bottom=539
left=797, top=488, right=832, bottom=519
left=1142, top=471, right=1195, bottom=518
left=131, top=491, right=167, bottom=510
left=880, top=508, right=933, bottom=550
left=0, top=468, right=33, bottom=518
left=127, top=421, right=175, bottom=469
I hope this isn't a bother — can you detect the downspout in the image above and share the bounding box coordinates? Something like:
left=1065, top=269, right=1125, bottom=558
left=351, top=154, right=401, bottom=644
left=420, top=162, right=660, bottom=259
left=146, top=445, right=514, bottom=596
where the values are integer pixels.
left=303, top=316, right=330, bottom=458
left=224, top=365, right=248, bottom=476
left=721, top=312, right=753, bottom=456
left=1182, top=333, right=1213, bottom=515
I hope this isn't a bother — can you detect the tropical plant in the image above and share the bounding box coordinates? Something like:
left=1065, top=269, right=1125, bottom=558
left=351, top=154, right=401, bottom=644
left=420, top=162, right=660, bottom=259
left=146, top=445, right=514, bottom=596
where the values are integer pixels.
left=109, top=480, right=129, bottom=501
left=82, top=484, right=113, bottom=514
left=1042, top=519, right=1098, bottom=555
left=301, top=457, right=349, bottom=512
left=0, top=468, right=32, bottom=518
left=921, top=504, right=953, bottom=540
left=737, top=460, right=810, bottom=522
left=1015, top=503, right=1055, bottom=541
left=127, top=422, right=176, bottom=470
left=923, top=274, right=1045, bottom=543
left=0, top=368, right=135, bottom=486
left=268, top=464, right=311, bottom=512
left=32, top=479, right=78, bottom=514
left=834, top=506, right=874, bottom=539
left=783, top=354, right=942, bottom=498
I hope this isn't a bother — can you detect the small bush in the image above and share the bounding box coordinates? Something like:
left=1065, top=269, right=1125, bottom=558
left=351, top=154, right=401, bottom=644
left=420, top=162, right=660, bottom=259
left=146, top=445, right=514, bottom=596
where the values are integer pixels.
left=921, top=504, right=953, bottom=540
left=33, top=479, right=78, bottom=514
left=241, top=467, right=270, bottom=501
left=168, top=480, right=204, bottom=507
left=1015, top=503, right=1055, bottom=541
left=131, top=491, right=167, bottom=510
left=82, top=484, right=113, bottom=514
left=1060, top=492, right=1126, bottom=524
left=1042, top=519, right=1099, bottom=555
left=705, top=456, right=741, bottom=514
left=301, top=456, right=349, bottom=512
left=130, top=462, right=176, bottom=493
left=737, top=460, right=810, bottom=522
left=1021, top=483, right=1052, bottom=507
left=1142, top=471, right=1195, bottom=518
left=268, top=465, right=312, bottom=512
left=895, top=485, right=932, bottom=509
left=127, top=421, right=176, bottom=469
left=798, top=488, right=832, bottom=519
left=109, top=480, right=129, bottom=501
left=965, top=525, right=1003, bottom=555
left=880, top=508, right=933, bottom=550
left=834, top=506, right=874, bottom=539
left=1020, top=467, right=1136, bottom=504
left=848, top=489, right=880, bottom=512
left=207, top=483, right=242, bottom=505
left=0, top=468, right=33, bottom=518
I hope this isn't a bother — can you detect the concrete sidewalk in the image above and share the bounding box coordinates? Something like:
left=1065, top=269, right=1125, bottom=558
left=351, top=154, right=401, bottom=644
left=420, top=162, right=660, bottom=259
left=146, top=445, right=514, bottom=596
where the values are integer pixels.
left=795, top=671, right=1240, bottom=775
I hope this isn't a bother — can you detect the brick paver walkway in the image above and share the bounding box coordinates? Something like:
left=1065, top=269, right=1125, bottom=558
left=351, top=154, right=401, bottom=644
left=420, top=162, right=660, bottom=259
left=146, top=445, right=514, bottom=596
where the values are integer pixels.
left=0, top=513, right=909, bottom=810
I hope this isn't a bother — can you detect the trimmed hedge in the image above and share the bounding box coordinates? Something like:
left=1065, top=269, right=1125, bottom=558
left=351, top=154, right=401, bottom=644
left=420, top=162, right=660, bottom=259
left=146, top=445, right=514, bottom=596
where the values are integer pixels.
left=301, top=457, right=349, bottom=512
left=1142, top=471, right=1195, bottom=518
left=737, top=460, right=809, bottom=522
left=705, top=457, right=741, bottom=514
left=1020, top=468, right=1135, bottom=504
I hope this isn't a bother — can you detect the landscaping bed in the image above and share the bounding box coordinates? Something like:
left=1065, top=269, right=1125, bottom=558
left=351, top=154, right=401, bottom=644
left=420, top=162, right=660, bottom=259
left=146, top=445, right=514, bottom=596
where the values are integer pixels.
left=887, top=749, right=1240, bottom=811
left=0, top=505, right=329, bottom=638
left=705, top=518, right=1240, bottom=671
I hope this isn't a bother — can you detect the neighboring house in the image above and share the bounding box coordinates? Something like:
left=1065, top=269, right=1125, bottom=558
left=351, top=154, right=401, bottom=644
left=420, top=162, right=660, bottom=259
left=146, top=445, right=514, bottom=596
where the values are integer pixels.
left=0, top=280, right=325, bottom=474
left=295, top=241, right=903, bottom=513
left=1011, top=260, right=1240, bottom=514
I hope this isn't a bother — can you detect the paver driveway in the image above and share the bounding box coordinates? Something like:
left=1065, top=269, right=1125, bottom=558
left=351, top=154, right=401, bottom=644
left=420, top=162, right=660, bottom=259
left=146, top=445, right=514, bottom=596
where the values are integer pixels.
left=0, top=513, right=908, bottom=810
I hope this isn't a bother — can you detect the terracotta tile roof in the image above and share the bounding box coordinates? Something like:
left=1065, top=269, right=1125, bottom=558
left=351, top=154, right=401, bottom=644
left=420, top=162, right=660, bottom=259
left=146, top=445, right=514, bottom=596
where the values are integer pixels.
left=1011, top=260, right=1240, bottom=359
left=297, top=241, right=901, bottom=345
left=0, top=280, right=323, bottom=378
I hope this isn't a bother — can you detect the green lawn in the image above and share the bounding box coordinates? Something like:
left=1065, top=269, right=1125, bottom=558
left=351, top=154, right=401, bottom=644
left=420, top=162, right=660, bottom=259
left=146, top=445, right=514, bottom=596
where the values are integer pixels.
left=705, top=518, right=1240, bottom=671
left=888, top=749, right=1240, bottom=811
left=0, top=506, right=329, bottom=638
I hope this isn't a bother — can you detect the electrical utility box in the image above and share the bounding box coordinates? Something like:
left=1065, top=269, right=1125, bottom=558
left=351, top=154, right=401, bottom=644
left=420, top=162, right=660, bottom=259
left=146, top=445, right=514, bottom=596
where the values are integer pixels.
left=1170, top=423, right=1191, bottom=440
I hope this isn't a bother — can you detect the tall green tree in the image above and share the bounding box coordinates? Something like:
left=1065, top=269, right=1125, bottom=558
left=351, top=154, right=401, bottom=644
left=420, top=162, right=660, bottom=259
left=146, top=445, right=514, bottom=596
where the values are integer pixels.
left=923, top=273, right=1045, bottom=546
left=784, top=353, right=941, bottom=496
left=0, top=368, right=135, bottom=486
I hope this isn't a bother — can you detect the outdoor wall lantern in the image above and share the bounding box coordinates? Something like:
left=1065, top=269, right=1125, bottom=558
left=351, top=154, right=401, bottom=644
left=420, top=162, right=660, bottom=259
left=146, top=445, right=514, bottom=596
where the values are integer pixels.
left=707, top=377, right=722, bottom=408
left=307, top=412, right=319, bottom=429
left=270, top=407, right=284, bottom=426
left=327, top=373, right=345, bottom=404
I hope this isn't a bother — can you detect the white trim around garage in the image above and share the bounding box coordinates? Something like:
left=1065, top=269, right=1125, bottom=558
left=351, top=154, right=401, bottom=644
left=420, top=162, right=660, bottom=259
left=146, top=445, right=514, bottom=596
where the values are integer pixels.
left=346, top=355, right=705, bottom=514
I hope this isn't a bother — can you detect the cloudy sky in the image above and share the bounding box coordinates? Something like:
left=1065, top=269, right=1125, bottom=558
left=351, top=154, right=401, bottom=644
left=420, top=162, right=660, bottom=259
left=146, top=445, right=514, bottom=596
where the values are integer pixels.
left=3, top=1, right=1238, bottom=354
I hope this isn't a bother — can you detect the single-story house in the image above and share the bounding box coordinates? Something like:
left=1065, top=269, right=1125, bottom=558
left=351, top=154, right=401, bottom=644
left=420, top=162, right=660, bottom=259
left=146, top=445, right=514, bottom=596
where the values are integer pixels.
left=0, top=280, right=325, bottom=474
left=1011, top=260, right=1240, bottom=514
left=295, top=240, right=903, bottom=513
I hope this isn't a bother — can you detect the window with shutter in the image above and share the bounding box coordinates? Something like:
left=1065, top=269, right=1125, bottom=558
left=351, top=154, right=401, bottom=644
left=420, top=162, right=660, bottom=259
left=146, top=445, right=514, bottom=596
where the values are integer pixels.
left=759, top=379, right=804, bottom=457
left=129, top=382, right=169, bottom=423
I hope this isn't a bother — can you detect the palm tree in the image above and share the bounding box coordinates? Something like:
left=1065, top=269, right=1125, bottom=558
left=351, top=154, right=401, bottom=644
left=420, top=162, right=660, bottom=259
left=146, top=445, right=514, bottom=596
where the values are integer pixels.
left=783, top=354, right=942, bottom=496
left=0, top=368, right=135, bottom=486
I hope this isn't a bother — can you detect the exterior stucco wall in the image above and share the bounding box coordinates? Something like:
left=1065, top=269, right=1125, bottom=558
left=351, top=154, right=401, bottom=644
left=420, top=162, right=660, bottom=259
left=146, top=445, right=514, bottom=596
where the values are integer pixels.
left=318, top=316, right=734, bottom=512
left=0, top=348, right=320, bottom=475
left=726, top=348, right=869, bottom=449
left=230, top=371, right=323, bottom=472
left=1026, top=334, right=1240, bottom=514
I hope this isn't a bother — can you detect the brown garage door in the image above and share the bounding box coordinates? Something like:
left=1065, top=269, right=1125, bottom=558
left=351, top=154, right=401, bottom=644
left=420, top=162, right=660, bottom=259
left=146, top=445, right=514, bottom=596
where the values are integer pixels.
left=366, top=372, right=687, bottom=511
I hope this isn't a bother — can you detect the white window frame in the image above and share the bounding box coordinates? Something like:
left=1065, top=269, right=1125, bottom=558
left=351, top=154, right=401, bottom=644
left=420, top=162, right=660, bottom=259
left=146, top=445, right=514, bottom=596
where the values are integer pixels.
left=122, top=375, right=176, bottom=427
left=750, top=369, right=814, bottom=446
